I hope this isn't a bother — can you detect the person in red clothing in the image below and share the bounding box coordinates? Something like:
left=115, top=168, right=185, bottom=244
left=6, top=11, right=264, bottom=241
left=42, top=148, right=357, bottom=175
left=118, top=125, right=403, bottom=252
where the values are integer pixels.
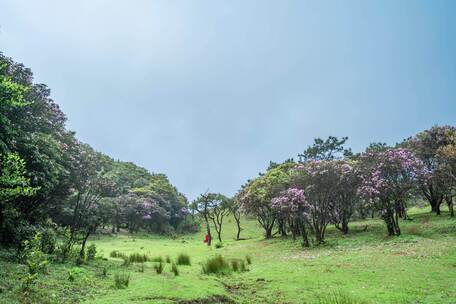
left=203, top=234, right=209, bottom=243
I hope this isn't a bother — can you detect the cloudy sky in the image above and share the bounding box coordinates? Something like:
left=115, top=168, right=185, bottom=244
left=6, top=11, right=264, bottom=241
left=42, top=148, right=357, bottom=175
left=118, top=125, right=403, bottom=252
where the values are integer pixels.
left=1, top=0, right=455, bottom=199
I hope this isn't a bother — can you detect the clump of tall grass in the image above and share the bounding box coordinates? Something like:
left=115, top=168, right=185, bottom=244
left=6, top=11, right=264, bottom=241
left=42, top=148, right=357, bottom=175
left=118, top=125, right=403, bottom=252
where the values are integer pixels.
left=202, top=255, right=231, bottom=275
left=151, top=256, right=163, bottom=263
left=317, top=291, right=371, bottom=304
left=176, top=253, right=191, bottom=266
left=165, top=255, right=171, bottom=263
left=110, top=250, right=127, bottom=260
left=231, top=259, right=248, bottom=272
left=129, top=253, right=149, bottom=263
left=171, top=263, right=179, bottom=276
left=114, top=273, right=130, bottom=289
left=245, top=255, right=252, bottom=265
left=154, top=262, right=164, bottom=274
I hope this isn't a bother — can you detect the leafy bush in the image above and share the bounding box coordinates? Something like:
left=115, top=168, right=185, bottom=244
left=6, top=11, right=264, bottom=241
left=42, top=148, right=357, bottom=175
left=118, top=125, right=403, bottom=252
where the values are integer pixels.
left=154, top=262, right=164, bottom=274
left=215, top=242, right=223, bottom=249
left=176, top=253, right=191, bottom=266
left=20, top=233, right=49, bottom=290
left=87, top=244, right=97, bottom=261
left=114, top=273, right=130, bottom=289
left=171, top=263, right=179, bottom=276
left=40, top=227, right=57, bottom=254
left=202, top=255, right=231, bottom=275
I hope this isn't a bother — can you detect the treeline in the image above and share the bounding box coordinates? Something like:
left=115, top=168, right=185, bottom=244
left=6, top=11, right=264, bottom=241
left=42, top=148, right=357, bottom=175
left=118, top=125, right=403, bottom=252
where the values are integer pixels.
left=233, top=129, right=455, bottom=246
left=0, top=53, right=196, bottom=255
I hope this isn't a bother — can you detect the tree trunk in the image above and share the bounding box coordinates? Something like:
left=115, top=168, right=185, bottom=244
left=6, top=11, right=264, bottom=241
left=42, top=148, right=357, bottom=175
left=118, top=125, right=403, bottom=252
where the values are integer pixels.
left=204, top=214, right=212, bottom=246
left=301, top=224, right=310, bottom=247
left=235, top=219, right=241, bottom=240
left=446, top=196, right=454, bottom=217
left=79, top=229, right=91, bottom=260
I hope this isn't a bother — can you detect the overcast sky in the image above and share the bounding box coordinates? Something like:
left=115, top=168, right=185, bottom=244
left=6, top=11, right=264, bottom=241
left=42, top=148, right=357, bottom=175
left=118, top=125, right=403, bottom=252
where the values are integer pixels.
left=1, top=0, right=455, bottom=200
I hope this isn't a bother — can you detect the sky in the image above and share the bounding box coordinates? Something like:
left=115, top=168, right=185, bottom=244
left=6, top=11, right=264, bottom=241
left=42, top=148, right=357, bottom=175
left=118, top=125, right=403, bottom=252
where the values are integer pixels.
left=1, top=0, right=455, bottom=200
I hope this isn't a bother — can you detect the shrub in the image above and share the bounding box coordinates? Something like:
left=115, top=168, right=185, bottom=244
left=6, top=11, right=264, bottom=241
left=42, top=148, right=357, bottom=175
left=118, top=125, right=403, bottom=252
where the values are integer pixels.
left=171, top=263, right=179, bottom=276
left=40, top=227, right=57, bottom=254
left=177, top=253, right=191, bottom=266
left=114, top=273, right=130, bottom=289
left=68, top=267, right=82, bottom=282
left=165, top=255, right=171, bottom=263
left=154, top=262, right=164, bottom=274
left=20, top=233, right=48, bottom=291
left=87, top=244, right=97, bottom=261
left=245, top=255, right=252, bottom=265
left=202, top=255, right=231, bottom=275
left=215, top=242, right=223, bottom=249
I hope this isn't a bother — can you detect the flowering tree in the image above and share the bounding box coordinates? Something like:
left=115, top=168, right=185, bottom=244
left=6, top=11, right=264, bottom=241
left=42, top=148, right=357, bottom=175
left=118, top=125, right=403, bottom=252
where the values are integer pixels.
left=237, top=163, right=294, bottom=238
left=407, top=125, right=456, bottom=214
left=359, top=148, right=428, bottom=236
left=330, top=161, right=361, bottom=234
left=436, top=144, right=456, bottom=216
left=272, top=188, right=311, bottom=246
left=293, top=160, right=339, bottom=243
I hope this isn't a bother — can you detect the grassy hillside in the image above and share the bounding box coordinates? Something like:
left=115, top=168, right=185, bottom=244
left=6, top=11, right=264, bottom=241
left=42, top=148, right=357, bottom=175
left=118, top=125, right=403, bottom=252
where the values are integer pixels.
left=1, top=206, right=455, bottom=304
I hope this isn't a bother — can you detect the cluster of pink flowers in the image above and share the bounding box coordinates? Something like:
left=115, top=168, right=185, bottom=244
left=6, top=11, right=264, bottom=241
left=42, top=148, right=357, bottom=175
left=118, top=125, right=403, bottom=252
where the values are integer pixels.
left=272, top=188, right=310, bottom=219
left=359, top=148, right=429, bottom=201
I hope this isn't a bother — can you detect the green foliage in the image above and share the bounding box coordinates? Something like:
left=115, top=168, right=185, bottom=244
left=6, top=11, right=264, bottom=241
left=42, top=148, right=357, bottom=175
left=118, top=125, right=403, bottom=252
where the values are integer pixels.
left=67, top=267, right=82, bottom=282
left=245, top=255, right=252, bottom=265
left=114, top=273, right=130, bottom=289
left=215, top=242, right=223, bottom=249
left=176, top=253, right=191, bottom=266
left=87, top=244, right=97, bottom=261
left=165, top=255, right=171, bottom=263
left=40, top=226, right=57, bottom=254
left=20, top=233, right=48, bottom=290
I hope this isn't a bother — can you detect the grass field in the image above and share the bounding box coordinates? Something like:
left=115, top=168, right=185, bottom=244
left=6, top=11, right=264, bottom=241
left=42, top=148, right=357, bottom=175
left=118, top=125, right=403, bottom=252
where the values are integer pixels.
left=1, top=206, right=455, bottom=304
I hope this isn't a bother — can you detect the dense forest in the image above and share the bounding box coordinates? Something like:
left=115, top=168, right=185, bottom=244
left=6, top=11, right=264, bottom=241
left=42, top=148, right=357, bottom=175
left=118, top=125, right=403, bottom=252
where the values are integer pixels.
left=0, top=53, right=196, bottom=257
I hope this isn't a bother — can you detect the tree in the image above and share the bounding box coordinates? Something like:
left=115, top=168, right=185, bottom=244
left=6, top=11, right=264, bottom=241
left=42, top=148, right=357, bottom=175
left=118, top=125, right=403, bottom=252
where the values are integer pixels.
left=272, top=188, right=311, bottom=246
left=229, top=198, right=243, bottom=241
left=436, top=144, right=456, bottom=216
left=191, top=193, right=216, bottom=246
left=299, top=136, right=349, bottom=162
left=330, top=161, right=361, bottom=234
left=359, top=148, right=429, bottom=236
left=407, top=126, right=456, bottom=214
left=0, top=153, right=38, bottom=243
left=238, top=163, right=294, bottom=238
left=293, top=160, right=339, bottom=243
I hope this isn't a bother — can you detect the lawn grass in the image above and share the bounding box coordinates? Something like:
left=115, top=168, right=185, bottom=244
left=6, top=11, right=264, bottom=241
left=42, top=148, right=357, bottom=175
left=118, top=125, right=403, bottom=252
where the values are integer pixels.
left=1, top=206, right=455, bottom=303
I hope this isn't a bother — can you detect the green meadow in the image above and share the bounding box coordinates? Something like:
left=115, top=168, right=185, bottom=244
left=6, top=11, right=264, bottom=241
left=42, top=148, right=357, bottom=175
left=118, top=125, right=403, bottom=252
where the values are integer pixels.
left=1, top=206, right=455, bottom=304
